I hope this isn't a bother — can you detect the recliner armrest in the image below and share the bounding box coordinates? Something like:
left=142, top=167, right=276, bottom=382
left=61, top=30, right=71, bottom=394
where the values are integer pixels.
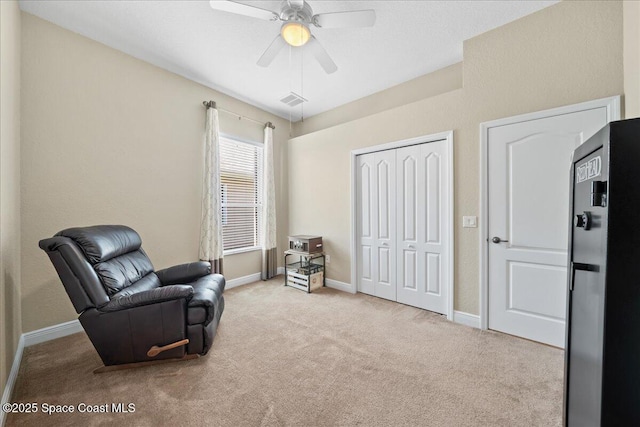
left=156, top=262, right=211, bottom=286
left=99, top=285, right=194, bottom=312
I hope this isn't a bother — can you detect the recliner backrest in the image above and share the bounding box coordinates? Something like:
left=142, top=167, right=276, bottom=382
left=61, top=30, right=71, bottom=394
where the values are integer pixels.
left=39, top=225, right=156, bottom=313
left=40, top=236, right=109, bottom=313
left=57, top=225, right=155, bottom=296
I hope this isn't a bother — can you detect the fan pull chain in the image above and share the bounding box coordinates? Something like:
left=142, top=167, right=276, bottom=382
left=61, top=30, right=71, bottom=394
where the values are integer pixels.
left=300, top=45, right=304, bottom=122
left=288, top=45, right=293, bottom=136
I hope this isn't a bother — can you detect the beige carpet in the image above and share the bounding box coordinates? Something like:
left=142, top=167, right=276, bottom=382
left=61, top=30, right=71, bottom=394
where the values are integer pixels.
left=7, top=278, right=563, bottom=426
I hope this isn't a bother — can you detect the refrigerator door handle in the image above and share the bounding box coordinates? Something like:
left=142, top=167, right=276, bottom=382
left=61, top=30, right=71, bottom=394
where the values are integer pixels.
left=570, top=262, right=600, bottom=291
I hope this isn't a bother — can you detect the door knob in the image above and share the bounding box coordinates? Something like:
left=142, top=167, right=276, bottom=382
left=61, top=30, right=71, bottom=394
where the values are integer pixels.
left=491, top=237, right=509, bottom=244
left=381, top=242, right=388, bottom=246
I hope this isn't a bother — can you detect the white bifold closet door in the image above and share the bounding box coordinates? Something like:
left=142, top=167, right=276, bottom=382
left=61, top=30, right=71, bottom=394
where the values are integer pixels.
left=356, top=140, right=449, bottom=315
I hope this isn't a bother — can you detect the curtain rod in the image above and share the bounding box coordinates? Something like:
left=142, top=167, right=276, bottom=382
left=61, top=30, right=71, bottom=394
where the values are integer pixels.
left=203, top=101, right=275, bottom=130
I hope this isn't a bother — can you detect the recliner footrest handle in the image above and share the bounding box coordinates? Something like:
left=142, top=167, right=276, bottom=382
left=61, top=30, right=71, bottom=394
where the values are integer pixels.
left=147, top=339, right=189, bottom=357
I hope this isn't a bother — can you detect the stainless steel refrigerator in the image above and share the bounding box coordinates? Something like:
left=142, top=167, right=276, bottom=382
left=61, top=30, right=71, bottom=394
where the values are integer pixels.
left=564, top=117, right=640, bottom=426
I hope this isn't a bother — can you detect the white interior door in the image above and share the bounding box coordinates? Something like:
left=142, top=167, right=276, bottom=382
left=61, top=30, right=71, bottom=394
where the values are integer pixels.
left=487, top=107, right=611, bottom=347
left=396, top=141, right=449, bottom=314
left=356, top=150, right=396, bottom=301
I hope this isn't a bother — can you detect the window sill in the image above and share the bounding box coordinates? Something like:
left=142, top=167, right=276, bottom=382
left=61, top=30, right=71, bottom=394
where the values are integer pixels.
left=223, top=246, right=263, bottom=256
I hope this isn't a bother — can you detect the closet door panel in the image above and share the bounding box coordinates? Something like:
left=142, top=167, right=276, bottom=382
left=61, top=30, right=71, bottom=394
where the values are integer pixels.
left=396, top=141, right=449, bottom=314
left=425, top=152, right=441, bottom=244
left=356, top=150, right=396, bottom=301
left=396, top=145, right=422, bottom=301
left=356, top=153, right=376, bottom=296
left=403, top=250, right=417, bottom=290
left=421, top=141, right=448, bottom=313
left=426, top=252, right=441, bottom=295
left=401, top=155, right=417, bottom=242
left=373, top=151, right=396, bottom=301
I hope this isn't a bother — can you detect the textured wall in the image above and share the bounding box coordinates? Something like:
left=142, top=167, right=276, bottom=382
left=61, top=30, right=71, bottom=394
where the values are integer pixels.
left=288, top=1, right=624, bottom=314
left=293, top=62, right=463, bottom=136
left=20, top=13, right=290, bottom=333
left=0, top=0, right=22, bottom=396
left=624, top=0, right=640, bottom=118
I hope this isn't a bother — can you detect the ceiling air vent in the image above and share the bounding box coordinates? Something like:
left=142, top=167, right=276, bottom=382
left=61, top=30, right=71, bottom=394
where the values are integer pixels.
left=280, top=92, right=308, bottom=107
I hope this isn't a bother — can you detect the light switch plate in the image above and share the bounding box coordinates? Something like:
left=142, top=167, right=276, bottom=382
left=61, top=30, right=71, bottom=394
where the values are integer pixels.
left=326, top=254, right=331, bottom=263
left=463, top=216, right=477, bottom=228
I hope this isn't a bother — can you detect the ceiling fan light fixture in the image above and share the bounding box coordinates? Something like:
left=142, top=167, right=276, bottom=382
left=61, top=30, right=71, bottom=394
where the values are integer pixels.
left=281, top=22, right=310, bottom=47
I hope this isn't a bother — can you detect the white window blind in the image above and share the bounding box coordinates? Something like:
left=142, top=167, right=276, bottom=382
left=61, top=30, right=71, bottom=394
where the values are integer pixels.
left=219, top=136, right=263, bottom=252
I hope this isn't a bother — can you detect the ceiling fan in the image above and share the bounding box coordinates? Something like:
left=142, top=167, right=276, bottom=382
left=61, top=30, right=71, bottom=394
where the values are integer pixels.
left=209, top=0, right=376, bottom=74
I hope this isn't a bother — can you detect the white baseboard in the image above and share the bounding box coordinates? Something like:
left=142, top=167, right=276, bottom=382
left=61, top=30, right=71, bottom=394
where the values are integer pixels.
left=453, top=310, right=480, bottom=329
left=226, top=268, right=286, bottom=290
left=325, top=278, right=355, bottom=294
left=22, top=319, right=83, bottom=347
left=226, top=272, right=262, bottom=290
left=2, top=320, right=83, bottom=426
left=1, top=335, right=25, bottom=427
left=224, top=269, right=352, bottom=294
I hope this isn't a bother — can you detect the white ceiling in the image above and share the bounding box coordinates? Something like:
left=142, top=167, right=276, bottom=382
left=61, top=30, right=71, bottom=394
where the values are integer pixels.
left=19, top=0, right=558, bottom=121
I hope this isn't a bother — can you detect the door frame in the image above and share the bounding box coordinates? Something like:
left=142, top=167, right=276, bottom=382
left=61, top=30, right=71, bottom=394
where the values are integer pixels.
left=350, top=130, right=455, bottom=321
left=478, top=96, right=621, bottom=330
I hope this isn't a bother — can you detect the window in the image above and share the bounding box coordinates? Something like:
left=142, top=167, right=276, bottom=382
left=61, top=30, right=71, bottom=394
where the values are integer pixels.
left=219, top=136, right=263, bottom=253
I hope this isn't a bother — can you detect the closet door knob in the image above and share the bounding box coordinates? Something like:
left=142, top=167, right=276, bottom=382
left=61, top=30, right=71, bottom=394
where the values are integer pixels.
left=408, top=244, right=415, bottom=249
left=381, top=242, right=388, bottom=246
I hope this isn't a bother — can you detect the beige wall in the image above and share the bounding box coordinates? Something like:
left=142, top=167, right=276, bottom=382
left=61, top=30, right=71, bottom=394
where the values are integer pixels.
left=288, top=1, right=623, bottom=314
left=1, top=0, right=23, bottom=396
left=294, top=63, right=463, bottom=136
left=20, top=13, right=289, bottom=333
left=10, top=0, right=632, bottom=335
left=624, top=0, right=640, bottom=118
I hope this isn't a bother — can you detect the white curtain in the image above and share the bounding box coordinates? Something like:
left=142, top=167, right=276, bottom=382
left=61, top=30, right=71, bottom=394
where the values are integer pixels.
left=261, top=123, right=278, bottom=280
left=199, top=103, right=224, bottom=274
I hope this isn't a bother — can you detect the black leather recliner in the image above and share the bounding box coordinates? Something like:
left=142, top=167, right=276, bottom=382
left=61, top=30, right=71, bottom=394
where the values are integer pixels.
left=39, top=225, right=225, bottom=371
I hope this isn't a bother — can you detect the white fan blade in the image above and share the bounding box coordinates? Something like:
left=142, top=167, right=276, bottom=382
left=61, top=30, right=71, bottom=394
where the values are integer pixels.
left=306, top=36, right=337, bottom=74
left=313, top=10, right=376, bottom=29
left=257, top=35, right=287, bottom=67
left=209, top=1, right=279, bottom=21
